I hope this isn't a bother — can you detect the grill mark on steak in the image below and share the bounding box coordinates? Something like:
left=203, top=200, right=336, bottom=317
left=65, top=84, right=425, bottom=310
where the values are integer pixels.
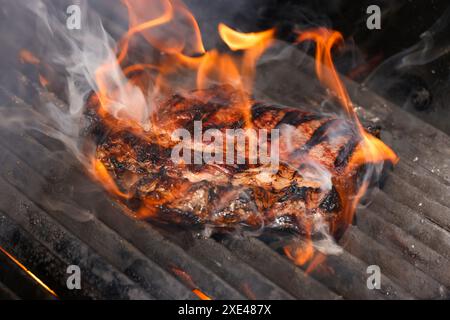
left=275, top=111, right=324, bottom=128
left=334, top=136, right=360, bottom=169
left=251, top=102, right=281, bottom=119
left=251, top=102, right=287, bottom=130
left=290, top=119, right=340, bottom=157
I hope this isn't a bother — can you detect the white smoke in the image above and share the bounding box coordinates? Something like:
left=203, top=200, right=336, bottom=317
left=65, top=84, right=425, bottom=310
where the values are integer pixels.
left=13, top=0, right=153, bottom=162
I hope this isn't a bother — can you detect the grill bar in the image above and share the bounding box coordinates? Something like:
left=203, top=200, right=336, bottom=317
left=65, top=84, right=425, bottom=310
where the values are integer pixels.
left=382, top=174, right=450, bottom=231
left=0, top=119, right=194, bottom=299
left=158, top=228, right=296, bottom=300
left=358, top=207, right=450, bottom=288
left=392, top=160, right=450, bottom=208
left=371, top=193, right=450, bottom=260
left=222, top=236, right=411, bottom=300
left=341, top=226, right=447, bottom=298
left=215, top=237, right=341, bottom=300
left=0, top=84, right=336, bottom=300
left=0, top=174, right=153, bottom=299
left=0, top=247, right=54, bottom=300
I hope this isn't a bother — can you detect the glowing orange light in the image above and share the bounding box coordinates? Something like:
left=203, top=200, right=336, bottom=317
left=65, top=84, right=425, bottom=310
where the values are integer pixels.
left=19, top=49, right=40, bottom=65
left=0, top=246, right=58, bottom=298
left=295, top=28, right=399, bottom=169
left=305, top=252, right=327, bottom=274
left=284, top=240, right=315, bottom=266
left=193, top=288, right=212, bottom=300
left=91, top=158, right=131, bottom=199
left=39, top=74, right=49, bottom=87
left=171, top=267, right=213, bottom=300
left=82, top=1, right=399, bottom=271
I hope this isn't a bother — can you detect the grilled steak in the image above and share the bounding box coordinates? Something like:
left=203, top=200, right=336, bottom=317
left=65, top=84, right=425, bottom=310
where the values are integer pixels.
left=85, top=85, right=382, bottom=238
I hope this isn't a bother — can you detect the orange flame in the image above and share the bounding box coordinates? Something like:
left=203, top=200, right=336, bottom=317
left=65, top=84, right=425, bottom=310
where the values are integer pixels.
left=305, top=252, right=327, bottom=274
left=19, top=49, right=40, bottom=65
left=296, top=28, right=398, bottom=169
left=90, top=0, right=275, bottom=189
left=192, top=288, right=212, bottom=300
left=122, top=0, right=205, bottom=58
left=297, top=29, right=352, bottom=115
left=171, top=267, right=212, bottom=300
left=91, top=158, right=131, bottom=199
left=218, top=23, right=274, bottom=51
left=283, top=240, right=315, bottom=266
left=39, top=74, right=49, bottom=88
left=280, top=28, right=399, bottom=268
left=95, top=0, right=274, bottom=125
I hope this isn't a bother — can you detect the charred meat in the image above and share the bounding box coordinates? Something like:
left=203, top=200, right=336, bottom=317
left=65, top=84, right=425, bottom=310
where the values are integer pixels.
left=85, top=85, right=386, bottom=237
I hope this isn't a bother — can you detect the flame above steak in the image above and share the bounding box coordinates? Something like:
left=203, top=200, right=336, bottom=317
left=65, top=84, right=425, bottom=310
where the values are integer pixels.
left=80, top=0, right=399, bottom=266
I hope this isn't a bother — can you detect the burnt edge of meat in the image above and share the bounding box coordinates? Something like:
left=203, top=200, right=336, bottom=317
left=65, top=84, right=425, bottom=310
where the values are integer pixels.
left=291, top=118, right=345, bottom=158
left=83, top=92, right=110, bottom=144
left=334, top=137, right=359, bottom=169
left=319, top=187, right=341, bottom=213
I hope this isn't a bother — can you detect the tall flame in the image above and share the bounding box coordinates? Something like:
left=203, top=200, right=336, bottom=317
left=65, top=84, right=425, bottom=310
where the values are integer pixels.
left=92, top=0, right=275, bottom=132
left=86, top=0, right=278, bottom=185
left=282, top=28, right=399, bottom=269
left=296, top=28, right=398, bottom=171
